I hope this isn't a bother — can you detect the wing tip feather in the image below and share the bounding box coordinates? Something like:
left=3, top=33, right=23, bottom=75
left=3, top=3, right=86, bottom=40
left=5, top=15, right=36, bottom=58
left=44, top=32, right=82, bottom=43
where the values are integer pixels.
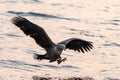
left=11, top=16, right=27, bottom=25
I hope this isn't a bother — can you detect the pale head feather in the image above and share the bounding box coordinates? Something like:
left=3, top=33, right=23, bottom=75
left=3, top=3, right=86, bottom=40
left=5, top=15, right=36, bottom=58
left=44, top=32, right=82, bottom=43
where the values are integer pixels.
left=56, top=44, right=66, bottom=50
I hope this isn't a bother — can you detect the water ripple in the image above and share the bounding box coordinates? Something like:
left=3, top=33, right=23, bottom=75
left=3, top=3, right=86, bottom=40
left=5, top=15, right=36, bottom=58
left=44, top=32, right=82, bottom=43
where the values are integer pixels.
left=0, top=60, right=41, bottom=72
left=0, top=59, right=80, bottom=72
left=0, top=33, right=22, bottom=38
left=103, top=42, right=120, bottom=47
left=100, top=19, right=120, bottom=26
left=7, top=11, right=80, bottom=21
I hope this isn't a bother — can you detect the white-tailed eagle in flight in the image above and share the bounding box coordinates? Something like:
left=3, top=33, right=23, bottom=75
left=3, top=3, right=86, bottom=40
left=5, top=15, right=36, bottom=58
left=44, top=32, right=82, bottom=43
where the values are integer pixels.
left=11, top=16, right=93, bottom=64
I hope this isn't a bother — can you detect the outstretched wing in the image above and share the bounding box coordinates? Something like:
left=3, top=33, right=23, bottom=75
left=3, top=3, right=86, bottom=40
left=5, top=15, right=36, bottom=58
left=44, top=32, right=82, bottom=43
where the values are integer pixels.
left=59, top=38, right=93, bottom=53
left=11, top=16, right=55, bottom=51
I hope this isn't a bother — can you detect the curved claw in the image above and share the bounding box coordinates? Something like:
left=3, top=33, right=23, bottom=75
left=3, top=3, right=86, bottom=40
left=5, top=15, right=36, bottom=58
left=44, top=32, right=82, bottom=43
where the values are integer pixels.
left=62, top=57, right=67, bottom=62
left=57, top=57, right=62, bottom=64
left=57, top=57, right=67, bottom=64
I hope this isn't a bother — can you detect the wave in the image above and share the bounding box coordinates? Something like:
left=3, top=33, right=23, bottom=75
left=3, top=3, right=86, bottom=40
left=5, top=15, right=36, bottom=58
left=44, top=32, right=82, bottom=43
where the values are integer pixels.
left=7, top=11, right=80, bottom=21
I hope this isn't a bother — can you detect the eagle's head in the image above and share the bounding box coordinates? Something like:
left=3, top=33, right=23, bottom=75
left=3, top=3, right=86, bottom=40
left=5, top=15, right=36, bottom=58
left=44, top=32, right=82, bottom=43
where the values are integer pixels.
left=56, top=44, right=66, bottom=51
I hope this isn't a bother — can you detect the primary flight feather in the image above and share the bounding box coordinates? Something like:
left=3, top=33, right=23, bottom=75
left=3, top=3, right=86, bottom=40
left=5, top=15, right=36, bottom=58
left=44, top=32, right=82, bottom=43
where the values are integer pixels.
left=11, top=16, right=93, bottom=64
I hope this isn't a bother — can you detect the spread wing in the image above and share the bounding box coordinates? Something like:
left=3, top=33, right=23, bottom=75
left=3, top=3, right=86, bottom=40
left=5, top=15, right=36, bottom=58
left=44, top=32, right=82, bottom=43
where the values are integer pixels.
left=59, top=38, right=93, bottom=53
left=11, top=16, right=55, bottom=51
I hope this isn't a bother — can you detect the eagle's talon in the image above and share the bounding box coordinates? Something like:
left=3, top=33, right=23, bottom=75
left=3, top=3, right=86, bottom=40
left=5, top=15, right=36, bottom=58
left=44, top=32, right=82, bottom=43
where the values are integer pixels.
left=56, top=57, right=61, bottom=61
left=57, top=59, right=62, bottom=64
left=57, top=57, right=67, bottom=64
left=62, top=57, right=67, bottom=62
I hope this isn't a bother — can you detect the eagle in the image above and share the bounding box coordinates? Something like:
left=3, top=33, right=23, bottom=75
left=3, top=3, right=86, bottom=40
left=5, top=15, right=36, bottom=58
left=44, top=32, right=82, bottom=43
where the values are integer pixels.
left=11, top=16, right=93, bottom=64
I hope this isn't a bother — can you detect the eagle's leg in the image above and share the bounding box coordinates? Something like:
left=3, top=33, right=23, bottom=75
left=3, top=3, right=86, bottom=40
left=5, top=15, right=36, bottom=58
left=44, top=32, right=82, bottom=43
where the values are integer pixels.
left=57, top=57, right=67, bottom=64
left=57, top=57, right=62, bottom=64
left=62, top=57, right=67, bottom=62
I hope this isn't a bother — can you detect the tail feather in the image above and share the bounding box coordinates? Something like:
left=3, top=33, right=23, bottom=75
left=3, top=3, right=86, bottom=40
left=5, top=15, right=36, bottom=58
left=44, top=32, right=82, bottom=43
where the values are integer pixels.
left=33, top=54, right=45, bottom=60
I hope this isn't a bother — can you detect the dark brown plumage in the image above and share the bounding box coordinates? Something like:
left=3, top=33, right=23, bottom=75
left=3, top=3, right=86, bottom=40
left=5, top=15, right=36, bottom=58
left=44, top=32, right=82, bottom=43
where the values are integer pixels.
left=59, top=38, right=93, bottom=53
left=11, top=16, right=93, bottom=64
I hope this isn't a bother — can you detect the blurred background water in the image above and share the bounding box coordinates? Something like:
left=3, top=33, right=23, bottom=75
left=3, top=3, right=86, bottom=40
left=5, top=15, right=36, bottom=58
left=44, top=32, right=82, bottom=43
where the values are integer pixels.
left=0, top=0, right=120, bottom=80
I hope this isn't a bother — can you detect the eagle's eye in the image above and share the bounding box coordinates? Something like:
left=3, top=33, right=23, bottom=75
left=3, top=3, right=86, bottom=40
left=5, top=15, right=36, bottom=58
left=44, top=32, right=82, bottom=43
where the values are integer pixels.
left=57, top=44, right=66, bottom=50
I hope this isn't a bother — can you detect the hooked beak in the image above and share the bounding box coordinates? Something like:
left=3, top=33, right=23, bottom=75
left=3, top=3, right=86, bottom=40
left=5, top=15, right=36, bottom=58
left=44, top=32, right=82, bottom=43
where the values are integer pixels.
left=64, top=48, right=66, bottom=51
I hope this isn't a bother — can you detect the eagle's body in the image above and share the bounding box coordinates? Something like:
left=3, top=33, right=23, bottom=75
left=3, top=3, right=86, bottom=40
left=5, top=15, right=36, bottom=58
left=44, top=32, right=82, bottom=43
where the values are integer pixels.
left=11, top=16, right=93, bottom=64
left=36, top=44, right=65, bottom=63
